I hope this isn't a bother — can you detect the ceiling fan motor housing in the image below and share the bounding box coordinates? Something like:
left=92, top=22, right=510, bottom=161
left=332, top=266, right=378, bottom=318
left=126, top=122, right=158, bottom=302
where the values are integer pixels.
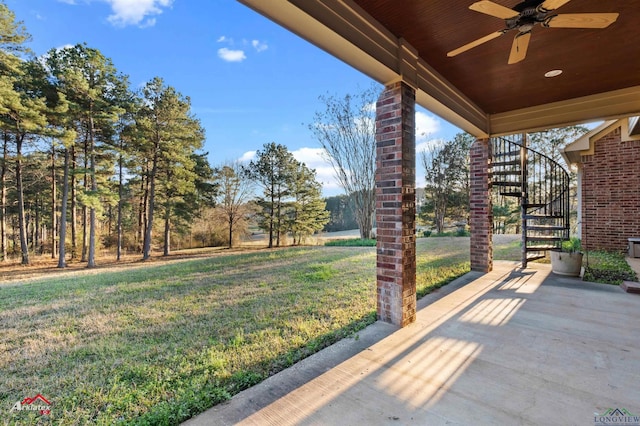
left=506, top=1, right=551, bottom=32
left=447, top=0, right=619, bottom=64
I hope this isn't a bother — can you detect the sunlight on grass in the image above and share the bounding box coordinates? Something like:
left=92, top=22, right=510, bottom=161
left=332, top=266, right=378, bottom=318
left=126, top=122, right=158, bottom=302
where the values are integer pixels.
left=0, top=236, right=519, bottom=424
left=292, top=263, right=337, bottom=283
left=416, top=237, right=470, bottom=297
left=1, top=247, right=375, bottom=425
left=493, top=236, right=522, bottom=261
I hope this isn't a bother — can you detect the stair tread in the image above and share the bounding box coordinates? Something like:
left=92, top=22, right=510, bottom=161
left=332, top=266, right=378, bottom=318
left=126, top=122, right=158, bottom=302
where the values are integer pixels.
left=494, top=150, right=521, bottom=158
left=524, top=214, right=564, bottom=219
left=526, top=244, right=558, bottom=251
left=493, top=160, right=521, bottom=167
left=493, top=170, right=521, bottom=176
left=492, top=145, right=570, bottom=249
left=527, top=254, right=546, bottom=261
left=527, top=225, right=568, bottom=231
left=527, top=236, right=563, bottom=241
left=493, top=181, right=520, bottom=186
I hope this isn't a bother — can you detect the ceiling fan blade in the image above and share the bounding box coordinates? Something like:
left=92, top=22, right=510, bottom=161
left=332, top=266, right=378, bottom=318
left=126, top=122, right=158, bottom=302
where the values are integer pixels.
left=545, top=13, right=619, bottom=28
left=508, top=32, right=531, bottom=64
left=539, top=0, right=572, bottom=12
left=447, top=31, right=505, bottom=57
left=469, top=1, right=519, bottom=19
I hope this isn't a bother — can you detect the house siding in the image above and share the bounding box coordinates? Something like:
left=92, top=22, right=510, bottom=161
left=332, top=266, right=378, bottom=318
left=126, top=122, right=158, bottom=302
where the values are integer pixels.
left=581, top=126, right=640, bottom=252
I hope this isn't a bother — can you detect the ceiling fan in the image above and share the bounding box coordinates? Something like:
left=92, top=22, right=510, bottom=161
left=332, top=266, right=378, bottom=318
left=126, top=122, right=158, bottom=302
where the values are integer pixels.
left=447, top=0, right=619, bottom=64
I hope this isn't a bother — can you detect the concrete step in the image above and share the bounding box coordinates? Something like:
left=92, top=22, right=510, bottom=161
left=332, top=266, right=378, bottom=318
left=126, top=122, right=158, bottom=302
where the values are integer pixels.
left=621, top=281, right=640, bottom=294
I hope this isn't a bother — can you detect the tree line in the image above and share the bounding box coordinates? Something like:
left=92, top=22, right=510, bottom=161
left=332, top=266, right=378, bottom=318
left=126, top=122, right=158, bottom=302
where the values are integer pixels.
left=0, top=3, right=330, bottom=266
left=11, top=0, right=584, bottom=262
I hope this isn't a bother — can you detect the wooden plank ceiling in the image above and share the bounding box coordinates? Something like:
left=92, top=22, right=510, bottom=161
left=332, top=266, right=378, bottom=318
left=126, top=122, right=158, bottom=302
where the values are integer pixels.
left=238, top=0, right=640, bottom=136
left=352, top=0, right=639, bottom=114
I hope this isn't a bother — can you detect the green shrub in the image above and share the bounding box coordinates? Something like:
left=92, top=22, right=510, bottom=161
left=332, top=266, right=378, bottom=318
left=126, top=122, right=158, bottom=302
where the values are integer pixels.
left=583, top=250, right=637, bottom=285
left=456, top=228, right=470, bottom=237
left=561, top=237, right=582, bottom=253
left=429, top=230, right=470, bottom=238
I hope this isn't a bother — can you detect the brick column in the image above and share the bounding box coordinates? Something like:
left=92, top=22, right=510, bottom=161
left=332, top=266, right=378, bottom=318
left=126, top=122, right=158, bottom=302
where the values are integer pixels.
left=375, top=81, right=416, bottom=327
left=470, top=138, right=493, bottom=272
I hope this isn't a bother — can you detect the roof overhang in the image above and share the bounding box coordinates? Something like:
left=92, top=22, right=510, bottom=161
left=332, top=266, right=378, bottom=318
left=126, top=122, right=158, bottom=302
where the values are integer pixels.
left=238, top=0, right=640, bottom=138
left=630, top=116, right=640, bottom=136
left=562, top=117, right=640, bottom=165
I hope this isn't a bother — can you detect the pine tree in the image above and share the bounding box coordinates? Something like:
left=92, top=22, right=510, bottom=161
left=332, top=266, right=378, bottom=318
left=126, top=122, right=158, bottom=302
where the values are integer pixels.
left=0, top=2, right=36, bottom=264
left=135, top=77, right=205, bottom=259
left=244, top=142, right=297, bottom=248
left=287, top=162, right=329, bottom=245
left=0, top=59, right=50, bottom=264
left=45, top=43, right=127, bottom=267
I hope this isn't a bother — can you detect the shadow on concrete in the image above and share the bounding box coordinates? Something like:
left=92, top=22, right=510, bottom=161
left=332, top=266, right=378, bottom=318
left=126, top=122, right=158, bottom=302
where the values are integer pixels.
left=185, top=261, right=640, bottom=425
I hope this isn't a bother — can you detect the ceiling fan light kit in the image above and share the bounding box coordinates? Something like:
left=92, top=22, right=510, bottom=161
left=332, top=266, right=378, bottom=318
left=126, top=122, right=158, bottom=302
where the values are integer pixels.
left=447, top=0, right=619, bottom=64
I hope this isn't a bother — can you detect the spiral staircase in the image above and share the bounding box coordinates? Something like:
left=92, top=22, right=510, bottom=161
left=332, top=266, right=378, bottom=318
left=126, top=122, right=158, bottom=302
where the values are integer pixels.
left=491, top=135, right=570, bottom=268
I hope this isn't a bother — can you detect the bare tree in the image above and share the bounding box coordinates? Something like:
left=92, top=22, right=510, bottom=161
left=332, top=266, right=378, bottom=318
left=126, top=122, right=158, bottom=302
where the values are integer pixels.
left=528, top=125, right=588, bottom=166
left=310, top=85, right=380, bottom=239
left=214, top=161, right=254, bottom=248
left=421, top=133, right=473, bottom=234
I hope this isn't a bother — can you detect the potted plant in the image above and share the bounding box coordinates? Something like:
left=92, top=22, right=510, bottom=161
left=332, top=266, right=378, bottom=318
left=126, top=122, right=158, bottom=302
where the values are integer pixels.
left=550, top=237, right=583, bottom=277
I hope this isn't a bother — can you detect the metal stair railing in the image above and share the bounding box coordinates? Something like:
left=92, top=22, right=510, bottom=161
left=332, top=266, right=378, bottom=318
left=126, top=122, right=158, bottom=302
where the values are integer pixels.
left=491, top=135, right=570, bottom=268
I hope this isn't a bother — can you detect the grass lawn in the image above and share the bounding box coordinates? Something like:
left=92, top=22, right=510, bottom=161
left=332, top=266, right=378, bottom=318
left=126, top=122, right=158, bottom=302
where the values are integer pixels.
left=324, top=238, right=377, bottom=247
left=1, top=236, right=518, bottom=425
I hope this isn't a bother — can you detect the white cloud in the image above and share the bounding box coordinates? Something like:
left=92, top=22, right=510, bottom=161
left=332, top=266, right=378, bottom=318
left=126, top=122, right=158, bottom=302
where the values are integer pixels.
left=238, top=150, right=256, bottom=163
left=217, top=48, right=246, bottom=63
left=216, top=36, right=268, bottom=62
left=251, top=39, right=268, bottom=52
left=104, top=0, right=173, bottom=27
left=59, top=0, right=173, bottom=27
left=415, top=111, right=441, bottom=142
left=364, top=102, right=376, bottom=113
left=291, top=147, right=325, bottom=165
left=416, top=138, right=445, bottom=154
left=291, top=147, right=341, bottom=193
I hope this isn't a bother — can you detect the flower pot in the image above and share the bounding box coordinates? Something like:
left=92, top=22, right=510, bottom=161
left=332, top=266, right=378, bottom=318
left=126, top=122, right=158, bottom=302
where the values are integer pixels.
left=550, top=250, right=583, bottom=277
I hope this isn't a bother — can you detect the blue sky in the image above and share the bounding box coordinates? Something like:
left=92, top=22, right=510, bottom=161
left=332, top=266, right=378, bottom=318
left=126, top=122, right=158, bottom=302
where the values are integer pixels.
left=7, top=0, right=462, bottom=195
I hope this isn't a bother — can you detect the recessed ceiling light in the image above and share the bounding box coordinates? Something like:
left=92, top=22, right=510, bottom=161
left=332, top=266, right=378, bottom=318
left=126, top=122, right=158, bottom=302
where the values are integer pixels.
left=544, top=69, right=563, bottom=78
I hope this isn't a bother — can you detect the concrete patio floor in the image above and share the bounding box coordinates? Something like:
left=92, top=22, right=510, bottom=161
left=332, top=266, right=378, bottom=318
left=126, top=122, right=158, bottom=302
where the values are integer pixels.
left=185, top=261, right=640, bottom=425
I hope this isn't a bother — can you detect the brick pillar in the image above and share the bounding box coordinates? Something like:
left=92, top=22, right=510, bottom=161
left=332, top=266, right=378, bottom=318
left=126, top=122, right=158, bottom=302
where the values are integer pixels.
left=375, top=81, right=416, bottom=327
left=470, top=138, right=493, bottom=272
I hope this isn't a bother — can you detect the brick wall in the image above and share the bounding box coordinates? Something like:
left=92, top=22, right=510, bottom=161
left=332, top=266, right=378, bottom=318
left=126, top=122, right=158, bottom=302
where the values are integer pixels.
left=469, top=138, right=493, bottom=272
left=375, top=81, right=416, bottom=327
left=581, top=126, right=640, bottom=252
